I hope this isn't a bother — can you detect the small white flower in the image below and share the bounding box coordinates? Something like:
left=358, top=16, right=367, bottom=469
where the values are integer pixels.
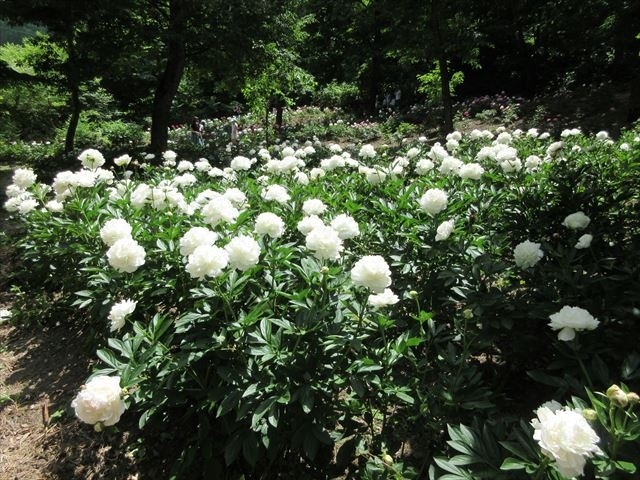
left=107, top=238, right=146, bottom=273
left=177, top=160, right=194, bottom=172
left=0, top=309, right=11, bottom=323
left=185, top=245, right=229, bottom=279
left=113, top=154, right=132, bottom=167
left=254, top=212, right=285, bottom=238
left=12, top=168, right=37, bottom=188
left=532, top=404, right=601, bottom=478
left=78, top=149, right=106, bottom=170
left=513, top=240, right=543, bottom=269
left=302, top=199, right=327, bottom=216
left=305, top=226, right=343, bottom=260
left=330, top=214, right=360, bottom=240
left=548, top=306, right=599, bottom=341
left=100, top=219, right=133, bottom=247
left=297, top=215, right=325, bottom=235
left=435, top=219, right=455, bottom=241
left=415, top=158, right=435, bottom=174
left=230, top=155, right=253, bottom=171
left=562, top=211, right=590, bottom=230
left=368, top=288, right=400, bottom=308
left=458, top=163, right=484, bottom=180
left=261, top=184, right=290, bottom=204
left=225, top=235, right=261, bottom=271
left=179, top=227, right=219, bottom=257
left=351, top=255, right=392, bottom=293
left=575, top=234, right=593, bottom=249
left=108, top=299, right=137, bottom=332
left=359, top=144, right=376, bottom=159
left=71, top=375, right=125, bottom=427
left=418, top=188, right=448, bottom=215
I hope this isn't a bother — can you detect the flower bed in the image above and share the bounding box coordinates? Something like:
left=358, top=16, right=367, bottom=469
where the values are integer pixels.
left=3, top=126, right=640, bottom=478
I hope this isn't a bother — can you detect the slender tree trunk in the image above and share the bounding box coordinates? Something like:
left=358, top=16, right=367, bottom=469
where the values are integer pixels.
left=275, top=99, right=283, bottom=134
left=264, top=101, right=270, bottom=145
left=150, top=0, right=187, bottom=155
left=367, top=5, right=382, bottom=114
left=64, top=31, right=80, bottom=154
left=65, top=83, right=81, bottom=153
left=431, top=0, right=453, bottom=134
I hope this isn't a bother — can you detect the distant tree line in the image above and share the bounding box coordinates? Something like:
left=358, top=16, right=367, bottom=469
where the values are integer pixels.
left=0, top=0, right=638, bottom=153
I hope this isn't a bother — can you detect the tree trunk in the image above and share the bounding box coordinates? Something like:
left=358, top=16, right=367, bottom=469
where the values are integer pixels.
left=65, top=83, right=81, bottom=153
left=431, top=0, right=453, bottom=134
left=64, top=29, right=81, bottom=154
left=150, top=0, right=187, bottom=156
left=275, top=99, right=283, bottom=134
left=367, top=6, right=382, bottom=114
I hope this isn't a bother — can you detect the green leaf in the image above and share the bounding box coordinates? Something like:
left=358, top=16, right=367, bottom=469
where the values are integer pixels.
left=614, top=460, right=636, bottom=474
left=500, top=457, right=526, bottom=471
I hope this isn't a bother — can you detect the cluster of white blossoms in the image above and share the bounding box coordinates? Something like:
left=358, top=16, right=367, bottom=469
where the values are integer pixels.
left=4, top=168, right=39, bottom=213
left=72, top=375, right=126, bottom=428
left=185, top=245, right=229, bottom=279
left=548, top=305, right=599, bottom=341
left=532, top=401, right=601, bottom=478
left=108, top=299, right=137, bottom=332
left=513, top=240, right=544, bottom=269
left=99, top=218, right=147, bottom=273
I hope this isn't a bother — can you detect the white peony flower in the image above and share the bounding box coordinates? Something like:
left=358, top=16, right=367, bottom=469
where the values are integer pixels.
left=12, top=168, right=37, bottom=188
left=222, top=187, right=247, bottom=207
left=176, top=160, right=194, bottom=172
left=435, top=219, right=455, bottom=241
left=562, top=211, right=591, bottom=230
left=309, top=167, right=326, bottom=181
left=230, top=155, right=253, bottom=171
left=113, top=154, right=132, bottom=167
left=351, top=255, right=392, bottom=293
left=359, top=144, right=376, bottom=159
left=330, top=214, right=360, bottom=240
left=225, top=235, right=261, bottom=271
left=548, top=306, right=599, bottom=341
left=305, top=226, right=343, bottom=260
left=415, top=158, right=435, bottom=174
left=179, top=227, right=219, bottom=257
left=595, top=130, right=609, bottom=141
left=261, top=185, right=290, bottom=204
left=418, top=188, right=448, bottom=215
left=108, top=299, right=137, bottom=332
left=439, top=156, right=463, bottom=175
left=254, top=212, right=285, bottom=238
left=525, top=155, right=542, bottom=172
left=302, top=198, right=327, bottom=216
left=185, top=245, right=229, bottom=279
left=163, top=150, right=177, bottom=161
left=575, top=234, right=593, bottom=250
left=294, top=171, right=309, bottom=185
left=45, top=200, right=64, bottom=212
left=78, top=149, right=106, bottom=170
left=458, top=163, right=484, bottom=180
left=532, top=404, right=601, bottom=477
left=100, top=219, right=133, bottom=247
left=130, top=183, right=151, bottom=209
left=201, top=197, right=239, bottom=226
left=297, top=215, right=325, bottom=235
left=71, top=375, right=125, bottom=427
left=17, top=198, right=38, bottom=214
left=107, top=238, right=146, bottom=273
left=368, top=288, right=400, bottom=308
left=513, top=240, right=543, bottom=269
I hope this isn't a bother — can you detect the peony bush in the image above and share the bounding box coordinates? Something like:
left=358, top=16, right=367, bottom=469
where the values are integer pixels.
left=3, top=127, right=640, bottom=478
